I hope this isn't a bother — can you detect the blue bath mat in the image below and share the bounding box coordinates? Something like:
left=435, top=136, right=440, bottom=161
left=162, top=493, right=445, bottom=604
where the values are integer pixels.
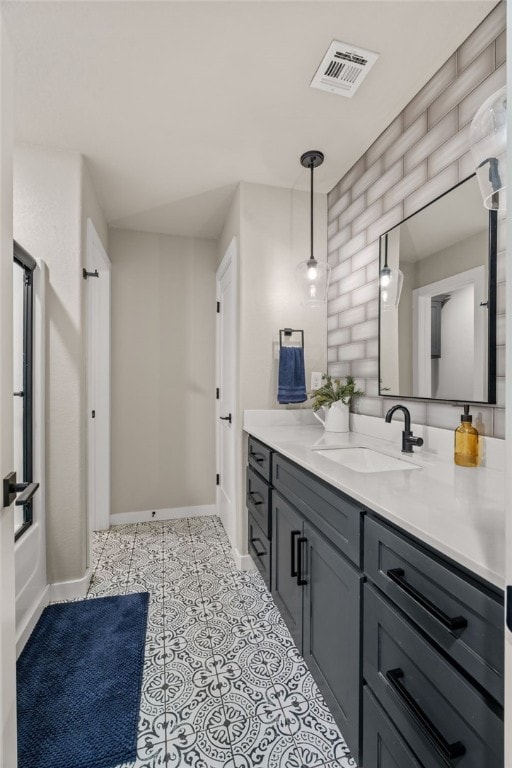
left=17, top=592, right=149, bottom=768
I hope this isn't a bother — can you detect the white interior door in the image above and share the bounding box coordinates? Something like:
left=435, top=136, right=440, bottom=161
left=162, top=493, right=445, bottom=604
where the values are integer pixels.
left=216, top=239, right=237, bottom=550
left=0, top=14, right=17, bottom=763
left=86, top=220, right=111, bottom=555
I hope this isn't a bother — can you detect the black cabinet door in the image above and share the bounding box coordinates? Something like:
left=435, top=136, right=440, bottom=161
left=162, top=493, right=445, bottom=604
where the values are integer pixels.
left=271, top=490, right=304, bottom=648
left=302, top=521, right=363, bottom=763
left=363, top=687, right=425, bottom=768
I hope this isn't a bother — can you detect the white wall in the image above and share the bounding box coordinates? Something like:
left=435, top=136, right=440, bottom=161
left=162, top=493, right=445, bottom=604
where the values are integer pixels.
left=435, top=284, right=474, bottom=400
left=109, top=228, right=218, bottom=516
left=13, top=145, right=107, bottom=586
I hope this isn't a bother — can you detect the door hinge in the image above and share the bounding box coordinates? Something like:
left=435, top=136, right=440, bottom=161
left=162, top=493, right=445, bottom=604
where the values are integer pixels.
left=216, top=388, right=220, bottom=400
left=216, top=474, right=220, bottom=486
left=91, top=410, right=96, bottom=418
left=216, top=301, right=220, bottom=313
left=83, top=268, right=99, bottom=280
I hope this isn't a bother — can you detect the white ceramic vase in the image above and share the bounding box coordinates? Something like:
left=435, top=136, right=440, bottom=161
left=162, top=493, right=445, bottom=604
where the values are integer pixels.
left=313, top=401, right=350, bottom=433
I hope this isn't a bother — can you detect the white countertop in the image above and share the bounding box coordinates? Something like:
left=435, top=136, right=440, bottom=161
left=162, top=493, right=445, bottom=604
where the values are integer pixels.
left=244, top=418, right=505, bottom=589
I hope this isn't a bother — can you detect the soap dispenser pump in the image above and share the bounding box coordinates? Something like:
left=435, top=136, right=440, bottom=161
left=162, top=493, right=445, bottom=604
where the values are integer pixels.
left=454, top=405, right=479, bottom=467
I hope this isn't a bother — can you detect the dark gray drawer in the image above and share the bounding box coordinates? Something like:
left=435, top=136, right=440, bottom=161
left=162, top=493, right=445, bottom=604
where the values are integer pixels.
left=363, top=687, right=424, bottom=768
left=364, top=583, right=503, bottom=768
left=365, top=515, right=504, bottom=704
left=248, top=512, right=270, bottom=589
left=248, top=436, right=272, bottom=482
left=246, top=466, right=271, bottom=538
left=273, top=453, right=363, bottom=566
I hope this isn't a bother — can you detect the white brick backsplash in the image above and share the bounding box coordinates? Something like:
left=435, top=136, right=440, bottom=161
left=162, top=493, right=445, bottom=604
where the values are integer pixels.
left=327, top=282, right=339, bottom=301
left=428, top=44, right=495, bottom=127
left=327, top=11, right=505, bottom=438
left=496, top=376, right=505, bottom=407
left=404, top=109, right=458, bottom=174
left=428, top=124, right=471, bottom=178
left=330, top=257, right=353, bottom=285
left=338, top=342, right=366, bottom=361
left=351, top=358, right=379, bottom=378
left=328, top=362, right=351, bottom=377
left=352, top=158, right=383, bottom=199
left=352, top=241, right=379, bottom=272
left=384, top=114, right=427, bottom=169
left=457, top=2, right=506, bottom=72
left=366, top=115, right=404, bottom=166
left=338, top=232, right=367, bottom=262
left=404, top=164, right=458, bottom=218
left=338, top=266, right=367, bottom=296
left=338, top=305, right=366, bottom=328
left=338, top=194, right=366, bottom=230
left=352, top=280, right=379, bottom=308
left=366, top=299, right=379, bottom=320
left=496, top=314, right=505, bottom=345
left=494, top=407, right=505, bottom=439
left=328, top=293, right=352, bottom=315
left=497, top=250, right=505, bottom=284
left=496, top=30, right=506, bottom=67
left=404, top=55, right=457, bottom=128
left=353, top=397, right=383, bottom=418
left=497, top=282, right=506, bottom=314
left=458, top=62, right=506, bottom=127
left=327, top=328, right=351, bottom=347
left=351, top=319, right=378, bottom=342
left=328, top=226, right=351, bottom=255
left=328, top=191, right=350, bottom=223
left=367, top=160, right=403, bottom=206
left=383, top=163, right=428, bottom=212
left=367, top=205, right=404, bottom=244
left=384, top=399, right=427, bottom=425
left=327, top=314, right=338, bottom=332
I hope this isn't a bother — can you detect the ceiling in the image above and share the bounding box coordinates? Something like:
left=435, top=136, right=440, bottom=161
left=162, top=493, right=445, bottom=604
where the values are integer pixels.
left=3, top=0, right=497, bottom=239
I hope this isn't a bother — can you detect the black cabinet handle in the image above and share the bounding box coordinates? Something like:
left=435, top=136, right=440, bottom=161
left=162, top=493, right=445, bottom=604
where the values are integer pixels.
left=220, top=414, right=232, bottom=423
left=290, top=530, right=301, bottom=577
left=250, top=537, right=266, bottom=558
left=248, top=491, right=263, bottom=506
left=297, top=537, right=307, bottom=586
left=250, top=449, right=265, bottom=464
left=386, top=668, right=465, bottom=764
left=15, top=482, right=39, bottom=506
left=387, top=568, right=467, bottom=632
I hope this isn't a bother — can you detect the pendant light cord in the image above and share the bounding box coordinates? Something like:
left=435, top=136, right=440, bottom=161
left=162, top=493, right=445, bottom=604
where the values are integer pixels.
left=310, top=162, right=314, bottom=262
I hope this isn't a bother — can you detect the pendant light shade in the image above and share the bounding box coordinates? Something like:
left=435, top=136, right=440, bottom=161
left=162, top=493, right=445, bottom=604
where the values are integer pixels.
left=295, top=150, right=331, bottom=307
left=380, top=233, right=403, bottom=311
left=469, top=85, right=507, bottom=211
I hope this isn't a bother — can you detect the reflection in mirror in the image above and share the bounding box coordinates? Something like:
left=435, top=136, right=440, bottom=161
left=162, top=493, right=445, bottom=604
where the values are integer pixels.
left=379, top=175, right=496, bottom=403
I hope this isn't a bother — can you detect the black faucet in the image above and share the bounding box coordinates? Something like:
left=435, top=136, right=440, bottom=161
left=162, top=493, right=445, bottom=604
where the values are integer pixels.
left=385, top=405, right=424, bottom=454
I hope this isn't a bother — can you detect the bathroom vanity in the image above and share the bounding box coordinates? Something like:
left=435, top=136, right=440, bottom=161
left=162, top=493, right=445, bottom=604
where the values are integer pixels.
left=245, top=420, right=504, bottom=767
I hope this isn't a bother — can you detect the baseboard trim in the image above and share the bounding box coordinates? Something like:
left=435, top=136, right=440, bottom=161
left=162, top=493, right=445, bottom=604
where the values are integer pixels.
left=49, top=568, right=92, bottom=603
left=16, top=585, right=50, bottom=658
left=233, top=549, right=257, bottom=572
left=109, top=504, right=216, bottom=527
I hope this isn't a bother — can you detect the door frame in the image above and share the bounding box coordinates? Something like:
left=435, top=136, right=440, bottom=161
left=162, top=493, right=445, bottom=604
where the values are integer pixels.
left=85, top=219, right=111, bottom=563
left=215, top=237, right=240, bottom=555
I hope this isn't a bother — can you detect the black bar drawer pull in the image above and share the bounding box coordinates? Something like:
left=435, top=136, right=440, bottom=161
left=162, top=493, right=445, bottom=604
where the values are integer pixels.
left=291, top=530, right=300, bottom=577
left=386, top=668, right=465, bottom=764
left=250, top=449, right=265, bottom=464
left=248, top=491, right=263, bottom=506
left=297, top=537, right=307, bottom=586
left=251, top=537, right=266, bottom=558
left=387, top=568, right=468, bottom=632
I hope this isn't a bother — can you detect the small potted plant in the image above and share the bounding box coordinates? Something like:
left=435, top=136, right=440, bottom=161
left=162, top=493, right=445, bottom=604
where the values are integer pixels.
left=309, top=374, right=364, bottom=432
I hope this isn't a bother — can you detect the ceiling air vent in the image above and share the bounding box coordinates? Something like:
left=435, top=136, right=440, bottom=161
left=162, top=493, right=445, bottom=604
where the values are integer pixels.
left=310, top=40, right=379, bottom=98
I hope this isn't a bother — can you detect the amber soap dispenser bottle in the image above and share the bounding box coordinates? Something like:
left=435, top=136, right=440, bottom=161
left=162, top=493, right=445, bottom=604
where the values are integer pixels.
left=454, top=405, right=479, bottom=467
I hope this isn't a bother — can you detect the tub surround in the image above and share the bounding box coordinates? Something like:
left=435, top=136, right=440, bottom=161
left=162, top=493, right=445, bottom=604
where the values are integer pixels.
left=243, top=410, right=505, bottom=588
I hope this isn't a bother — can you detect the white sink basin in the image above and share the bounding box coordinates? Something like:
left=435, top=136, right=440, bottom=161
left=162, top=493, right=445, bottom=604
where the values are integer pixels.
left=314, top=447, right=421, bottom=473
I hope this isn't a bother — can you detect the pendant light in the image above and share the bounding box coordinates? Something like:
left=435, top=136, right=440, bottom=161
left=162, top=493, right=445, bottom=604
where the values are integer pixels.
left=380, top=233, right=403, bottom=311
left=295, top=150, right=331, bottom=307
left=469, top=85, right=506, bottom=210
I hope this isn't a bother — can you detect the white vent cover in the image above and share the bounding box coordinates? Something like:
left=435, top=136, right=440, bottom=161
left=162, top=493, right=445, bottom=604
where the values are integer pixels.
left=310, top=40, right=379, bottom=98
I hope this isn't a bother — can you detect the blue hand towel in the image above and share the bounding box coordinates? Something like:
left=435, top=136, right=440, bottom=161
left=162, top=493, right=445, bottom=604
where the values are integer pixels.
left=278, top=346, right=307, bottom=404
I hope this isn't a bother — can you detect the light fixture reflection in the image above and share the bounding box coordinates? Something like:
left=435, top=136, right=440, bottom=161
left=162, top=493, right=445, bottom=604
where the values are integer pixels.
left=380, top=233, right=403, bottom=311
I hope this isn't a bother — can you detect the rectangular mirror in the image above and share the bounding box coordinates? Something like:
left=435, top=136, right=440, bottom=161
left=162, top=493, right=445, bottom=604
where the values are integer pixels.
left=379, top=174, right=497, bottom=403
